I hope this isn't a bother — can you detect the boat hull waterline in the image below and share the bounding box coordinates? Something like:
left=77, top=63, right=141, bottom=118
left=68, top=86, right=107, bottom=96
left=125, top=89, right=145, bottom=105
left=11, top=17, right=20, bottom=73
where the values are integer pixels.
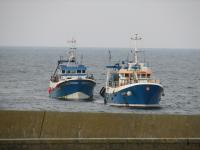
left=49, top=79, right=96, bottom=100
left=104, top=83, right=164, bottom=108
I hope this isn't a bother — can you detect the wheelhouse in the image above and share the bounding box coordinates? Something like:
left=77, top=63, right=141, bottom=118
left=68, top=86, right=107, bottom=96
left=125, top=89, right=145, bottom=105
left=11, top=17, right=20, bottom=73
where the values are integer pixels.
left=107, top=62, right=161, bottom=87
left=59, top=65, right=87, bottom=75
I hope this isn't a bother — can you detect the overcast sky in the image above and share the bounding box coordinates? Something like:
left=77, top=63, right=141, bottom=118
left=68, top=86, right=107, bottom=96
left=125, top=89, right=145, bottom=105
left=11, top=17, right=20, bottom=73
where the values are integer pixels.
left=0, top=0, right=200, bottom=48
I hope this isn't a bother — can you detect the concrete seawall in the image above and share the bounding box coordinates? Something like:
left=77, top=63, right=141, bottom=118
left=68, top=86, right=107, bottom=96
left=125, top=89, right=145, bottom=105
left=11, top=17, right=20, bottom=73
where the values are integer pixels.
left=0, top=110, right=200, bottom=149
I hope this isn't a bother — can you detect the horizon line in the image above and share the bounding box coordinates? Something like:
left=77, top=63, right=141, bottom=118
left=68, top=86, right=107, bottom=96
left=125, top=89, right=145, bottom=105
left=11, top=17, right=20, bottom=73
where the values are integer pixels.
left=0, top=45, right=200, bottom=50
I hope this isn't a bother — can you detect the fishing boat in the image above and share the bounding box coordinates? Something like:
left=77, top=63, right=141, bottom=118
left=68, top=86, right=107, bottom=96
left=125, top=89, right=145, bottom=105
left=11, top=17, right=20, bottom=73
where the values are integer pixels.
left=100, top=34, right=164, bottom=107
left=48, top=39, right=96, bottom=100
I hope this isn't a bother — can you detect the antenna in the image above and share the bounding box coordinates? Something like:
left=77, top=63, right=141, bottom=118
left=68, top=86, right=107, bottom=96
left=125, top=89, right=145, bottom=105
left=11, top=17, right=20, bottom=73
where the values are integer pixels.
left=130, top=34, right=142, bottom=63
left=80, top=54, right=83, bottom=64
left=127, top=53, right=129, bottom=63
left=108, top=49, right=111, bottom=65
left=143, top=50, right=146, bottom=63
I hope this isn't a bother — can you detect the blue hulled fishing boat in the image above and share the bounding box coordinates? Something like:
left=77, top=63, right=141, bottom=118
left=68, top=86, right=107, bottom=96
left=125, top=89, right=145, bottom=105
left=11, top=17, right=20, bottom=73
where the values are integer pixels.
left=48, top=39, right=96, bottom=100
left=100, top=34, right=164, bottom=107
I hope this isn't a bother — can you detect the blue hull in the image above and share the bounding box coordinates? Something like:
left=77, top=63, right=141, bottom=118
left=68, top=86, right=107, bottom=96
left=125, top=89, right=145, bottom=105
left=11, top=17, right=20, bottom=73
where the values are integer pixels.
left=105, top=84, right=164, bottom=107
left=50, top=79, right=96, bottom=100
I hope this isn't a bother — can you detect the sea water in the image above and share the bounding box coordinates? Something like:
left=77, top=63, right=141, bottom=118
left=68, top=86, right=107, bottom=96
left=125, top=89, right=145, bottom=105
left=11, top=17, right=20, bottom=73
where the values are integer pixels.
left=0, top=47, right=200, bottom=114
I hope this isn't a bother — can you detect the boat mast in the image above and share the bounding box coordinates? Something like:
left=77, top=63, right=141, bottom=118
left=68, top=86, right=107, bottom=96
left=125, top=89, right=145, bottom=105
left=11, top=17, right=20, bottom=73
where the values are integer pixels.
left=67, top=38, right=77, bottom=62
left=130, top=34, right=142, bottom=64
left=105, top=50, right=112, bottom=93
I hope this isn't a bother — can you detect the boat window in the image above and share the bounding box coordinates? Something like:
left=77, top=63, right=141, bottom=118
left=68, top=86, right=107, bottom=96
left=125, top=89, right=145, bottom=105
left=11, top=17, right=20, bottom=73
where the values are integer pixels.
left=125, top=74, right=129, bottom=77
left=82, top=70, right=86, bottom=73
left=62, top=70, right=65, bottom=74
left=141, top=74, right=146, bottom=78
left=147, top=74, right=151, bottom=78
left=67, top=70, right=70, bottom=73
left=77, top=70, right=81, bottom=73
left=137, top=74, right=140, bottom=78
left=71, top=70, right=76, bottom=74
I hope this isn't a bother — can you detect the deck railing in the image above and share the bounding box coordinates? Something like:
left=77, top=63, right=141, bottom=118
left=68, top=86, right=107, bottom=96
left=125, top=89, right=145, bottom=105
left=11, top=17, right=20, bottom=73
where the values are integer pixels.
left=109, top=79, right=161, bottom=87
